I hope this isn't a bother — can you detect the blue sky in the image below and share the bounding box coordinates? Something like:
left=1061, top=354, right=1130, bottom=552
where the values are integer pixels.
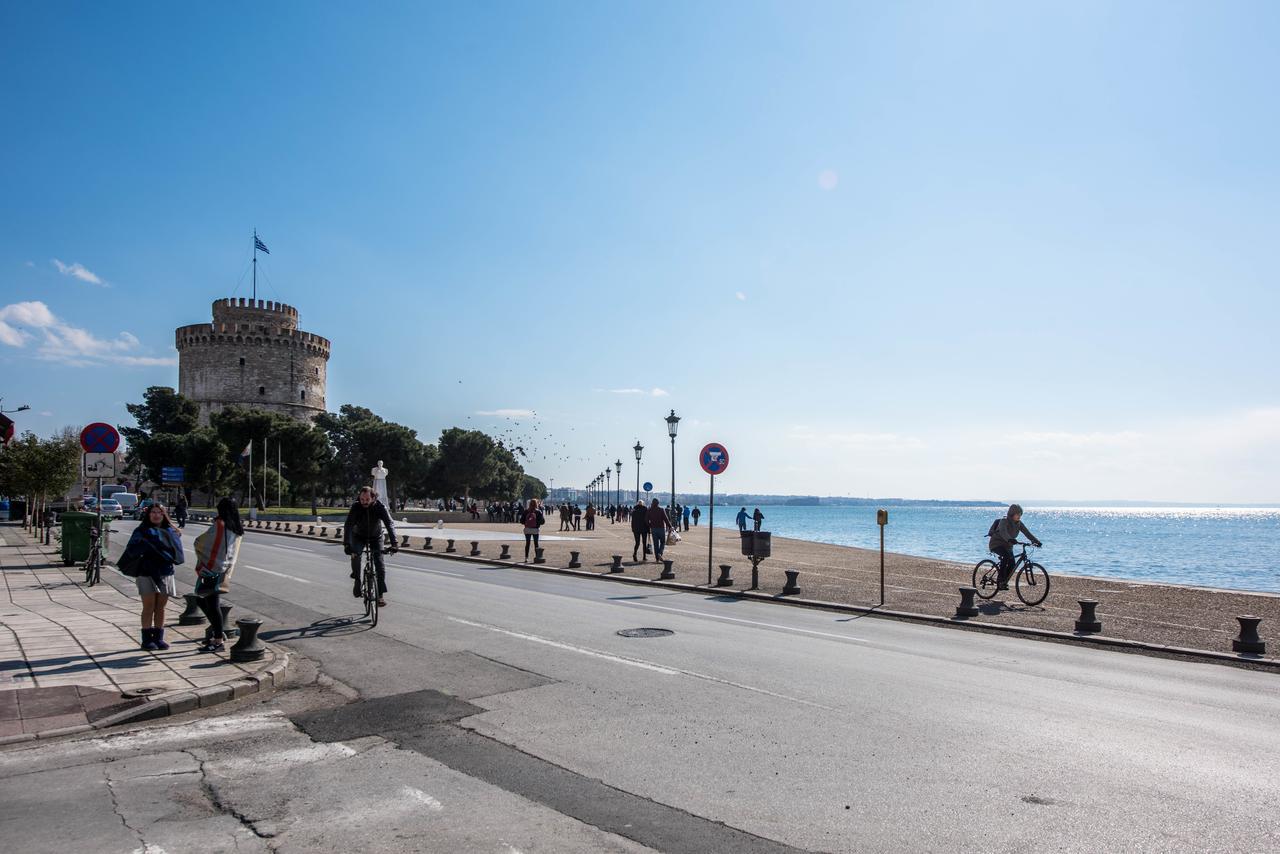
left=3, top=1, right=1278, bottom=502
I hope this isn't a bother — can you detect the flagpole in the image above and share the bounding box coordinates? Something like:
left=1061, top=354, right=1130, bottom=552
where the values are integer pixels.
left=262, top=438, right=268, bottom=508
left=252, top=228, right=257, bottom=301
left=247, top=439, right=252, bottom=507
left=277, top=442, right=282, bottom=508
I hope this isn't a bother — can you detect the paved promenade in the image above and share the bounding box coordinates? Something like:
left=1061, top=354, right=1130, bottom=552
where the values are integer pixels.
left=0, top=524, right=285, bottom=743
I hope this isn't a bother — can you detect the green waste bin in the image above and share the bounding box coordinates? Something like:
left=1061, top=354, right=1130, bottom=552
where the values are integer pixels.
left=60, top=511, right=104, bottom=567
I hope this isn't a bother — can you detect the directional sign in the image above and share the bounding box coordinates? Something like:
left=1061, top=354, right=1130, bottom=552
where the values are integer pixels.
left=83, top=453, right=117, bottom=478
left=643, top=481, right=653, bottom=493
left=161, top=466, right=186, bottom=484
left=80, top=422, right=120, bottom=454
left=699, top=442, right=729, bottom=476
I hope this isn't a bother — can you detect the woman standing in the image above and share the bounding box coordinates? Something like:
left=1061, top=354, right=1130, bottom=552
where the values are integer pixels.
left=121, top=503, right=184, bottom=651
left=192, top=497, right=244, bottom=652
left=521, top=498, right=545, bottom=561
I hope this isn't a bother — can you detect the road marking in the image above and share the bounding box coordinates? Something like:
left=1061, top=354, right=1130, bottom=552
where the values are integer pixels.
left=622, top=602, right=869, bottom=646
left=251, top=541, right=320, bottom=554
left=403, top=786, right=444, bottom=811
left=241, top=564, right=313, bottom=584
left=387, top=563, right=466, bottom=578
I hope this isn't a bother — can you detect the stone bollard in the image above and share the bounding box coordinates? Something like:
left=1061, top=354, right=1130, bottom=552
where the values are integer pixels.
left=470, top=541, right=481, bottom=556
left=445, top=539, right=456, bottom=553
left=781, top=570, right=801, bottom=596
left=178, top=593, right=207, bottom=626
left=955, top=587, right=980, bottom=618
left=229, top=618, right=265, bottom=662
left=1233, top=616, right=1266, bottom=655
left=402, top=534, right=410, bottom=547
left=534, top=547, right=546, bottom=564
left=610, top=555, right=623, bottom=572
left=568, top=550, right=581, bottom=568
left=499, top=544, right=510, bottom=560
left=205, top=603, right=238, bottom=641
left=716, top=564, right=734, bottom=587
left=660, top=559, right=675, bottom=580
left=1075, top=599, right=1102, bottom=633
left=308, top=525, right=315, bottom=535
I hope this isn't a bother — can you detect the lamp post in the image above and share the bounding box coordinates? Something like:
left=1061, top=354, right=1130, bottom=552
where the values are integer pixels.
left=665, top=409, right=680, bottom=521
left=614, top=458, right=622, bottom=515
left=633, top=441, right=643, bottom=503
left=606, top=467, right=611, bottom=511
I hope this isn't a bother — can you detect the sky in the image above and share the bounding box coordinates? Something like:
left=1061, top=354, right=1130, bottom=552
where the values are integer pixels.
left=2, top=1, right=1279, bottom=503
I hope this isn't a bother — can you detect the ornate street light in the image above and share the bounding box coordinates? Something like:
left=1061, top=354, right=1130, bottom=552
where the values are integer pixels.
left=606, top=467, right=612, bottom=511
left=614, top=458, right=622, bottom=515
left=664, top=409, right=680, bottom=520
left=633, top=441, right=643, bottom=503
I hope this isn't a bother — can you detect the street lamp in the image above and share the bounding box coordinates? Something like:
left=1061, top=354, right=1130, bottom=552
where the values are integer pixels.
left=606, top=467, right=611, bottom=511
left=665, top=409, right=680, bottom=519
left=0, top=399, right=31, bottom=413
left=633, top=441, right=643, bottom=503
left=614, top=458, right=622, bottom=514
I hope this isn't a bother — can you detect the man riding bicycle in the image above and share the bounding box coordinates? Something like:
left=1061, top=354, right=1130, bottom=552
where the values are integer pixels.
left=988, top=503, right=1042, bottom=590
left=344, top=486, right=397, bottom=606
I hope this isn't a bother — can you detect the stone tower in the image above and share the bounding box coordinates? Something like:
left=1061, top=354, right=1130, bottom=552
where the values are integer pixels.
left=176, top=297, right=330, bottom=424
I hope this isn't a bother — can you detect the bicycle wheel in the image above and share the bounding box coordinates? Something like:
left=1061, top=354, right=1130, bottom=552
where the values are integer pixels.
left=364, top=560, right=379, bottom=626
left=972, top=560, right=1001, bottom=599
left=1015, top=563, right=1050, bottom=606
left=84, top=555, right=95, bottom=586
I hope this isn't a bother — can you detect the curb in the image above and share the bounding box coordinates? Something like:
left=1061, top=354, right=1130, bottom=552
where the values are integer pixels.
left=239, top=522, right=1280, bottom=674
left=0, top=649, right=292, bottom=747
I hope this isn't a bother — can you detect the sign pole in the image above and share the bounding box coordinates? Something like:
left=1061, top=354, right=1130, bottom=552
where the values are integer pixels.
left=880, top=523, right=885, bottom=606
left=95, top=475, right=102, bottom=554
left=707, top=473, right=714, bottom=586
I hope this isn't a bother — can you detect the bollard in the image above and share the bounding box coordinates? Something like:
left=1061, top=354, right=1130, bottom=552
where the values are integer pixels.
left=660, top=559, right=675, bottom=580
left=335, top=526, right=342, bottom=539
left=403, top=534, right=410, bottom=547
left=297, top=523, right=305, bottom=534
left=445, top=539, right=456, bottom=553
left=534, top=547, right=546, bottom=564
left=1075, top=599, right=1102, bottom=633
left=320, top=526, right=327, bottom=537
left=308, top=525, right=315, bottom=535
left=716, top=564, right=734, bottom=587
left=470, top=541, right=481, bottom=556
left=781, top=569, right=801, bottom=596
left=1233, top=615, right=1266, bottom=655
left=955, top=587, right=980, bottom=618
left=275, top=522, right=282, bottom=531
left=499, top=544, right=511, bottom=560
left=178, top=593, right=208, bottom=626
left=568, top=550, right=581, bottom=568
left=229, top=618, right=265, bottom=662
left=611, top=555, right=623, bottom=572
left=423, top=537, right=433, bottom=550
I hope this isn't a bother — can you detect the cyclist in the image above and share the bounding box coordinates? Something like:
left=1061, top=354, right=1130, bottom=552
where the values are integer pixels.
left=987, top=503, right=1042, bottom=590
left=344, top=486, right=397, bottom=606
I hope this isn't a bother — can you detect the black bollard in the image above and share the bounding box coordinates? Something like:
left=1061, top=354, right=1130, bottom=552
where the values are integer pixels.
left=445, top=539, right=456, bottom=553
left=320, top=526, right=327, bottom=537
left=716, top=564, right=734, bottom=587
left=204, top=603, right=238, bottom=641
left=534, top=547, right=546, bottom=564
left=178, top=593, right=207, bottom=626
left=423, top=537, right=433, bottom=550
left=1233, top=615, right=1266, bottom=655
left=660, top=559, right=675, bottom=580
left=499, top=544, right=511, bottom=560
left=335, top=526, right=343, bottom=539
left=1075, top=599, right=1102, bottom=633
left=403, top=534, right=411, bottom=547
left=781, top=569, right=801, bottom=596
left=955, top=587, right=980, bottom=618
left=274, top=522, right=282, bottom=531
left=229, top=618, right=265, bottom=662
left=308, top=525, right=315, bottom=535
left=610, top=555, right=623, bottom=572
left=568, top=550, right=581, bottom=568
left=470, top=541, right=481, bottom=556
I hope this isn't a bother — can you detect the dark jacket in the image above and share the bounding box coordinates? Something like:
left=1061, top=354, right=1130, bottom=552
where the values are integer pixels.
left=521, top=508, right=545, bottom=530
left=646, top=505, right=669, bottom=530
left=123, top=525, right=183, bottom=580
left=631, top=504, right=650, bottom=533
left=988, top=512, right=1040, bottom=551
left=345, top=500, right=396, bottom=547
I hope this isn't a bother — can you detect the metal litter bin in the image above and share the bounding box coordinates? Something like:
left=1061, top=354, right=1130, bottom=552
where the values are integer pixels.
left=740, top=531, right=771, bottom=558
left=60, top=511, right=102, bottom=567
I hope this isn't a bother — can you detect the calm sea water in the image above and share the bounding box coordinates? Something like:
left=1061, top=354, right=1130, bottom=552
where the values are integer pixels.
left=703, top=504, right=1280, bottom=593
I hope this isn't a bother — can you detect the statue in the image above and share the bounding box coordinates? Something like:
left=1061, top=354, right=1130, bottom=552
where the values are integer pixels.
left=371, top=460, right=390, bottom=509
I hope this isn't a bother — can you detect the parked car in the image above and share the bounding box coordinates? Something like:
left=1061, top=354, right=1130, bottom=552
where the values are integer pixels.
left=109, top=492, right=139, bottom=515
left=132, top=498, right=155, bottom=519
left=97, top=499, right=123, bottom=519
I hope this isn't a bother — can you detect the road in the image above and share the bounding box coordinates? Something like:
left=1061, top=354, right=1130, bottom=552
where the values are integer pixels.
left=3, top=521, right=1279, bottom=852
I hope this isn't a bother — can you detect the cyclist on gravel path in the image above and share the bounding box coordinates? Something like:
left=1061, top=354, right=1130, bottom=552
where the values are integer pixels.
left=988, top=503, right=1042, bottom=590
left=344, top=486, right=397, bottom=606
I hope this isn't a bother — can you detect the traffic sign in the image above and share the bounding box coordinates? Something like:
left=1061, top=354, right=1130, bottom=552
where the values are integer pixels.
left=643, top=481, right=653, bottom=493
left=80, top=422, right=120, bottom=454
left=161, top=466, right=186, bottom=484
left=699, top=443, right=729, bottom=476
left=83, top=453, right=117, bottom=478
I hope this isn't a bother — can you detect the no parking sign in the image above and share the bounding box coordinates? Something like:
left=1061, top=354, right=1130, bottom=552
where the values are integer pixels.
left=699, top=443, right=729, bottom=475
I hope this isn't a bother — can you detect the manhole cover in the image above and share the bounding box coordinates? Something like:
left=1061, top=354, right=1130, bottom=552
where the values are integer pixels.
left=121, top=686, right=165, bottom=699
left=616, top=628, right=674, bottom=638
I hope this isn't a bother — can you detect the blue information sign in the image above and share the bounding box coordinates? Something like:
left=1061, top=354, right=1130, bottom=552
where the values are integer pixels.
left=161, top=466, right=185, bottom=484
left=643, top=481, right=653, bottom=493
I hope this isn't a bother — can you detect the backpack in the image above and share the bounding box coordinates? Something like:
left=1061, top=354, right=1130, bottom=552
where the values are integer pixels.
left=523, top=509, right=540, bottom=528
left=987, top=518, right=1001, bottom=538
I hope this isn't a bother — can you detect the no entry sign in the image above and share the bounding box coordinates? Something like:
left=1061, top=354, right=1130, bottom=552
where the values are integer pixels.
left=699, top=443, right=729, bottom=476
left=80, top=422, right=120, bottom=454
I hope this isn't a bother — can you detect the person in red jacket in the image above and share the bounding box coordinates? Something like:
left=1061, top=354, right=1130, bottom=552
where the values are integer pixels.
left=646, top=499, right=671, bottom=560
left=521, top=499, right=546, bottom=561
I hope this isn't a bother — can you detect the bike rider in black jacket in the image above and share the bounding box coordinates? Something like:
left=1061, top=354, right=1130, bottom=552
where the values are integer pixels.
left=344, top=486, right=398, bottom=604
left=988, top=503, right=1042, bottom=590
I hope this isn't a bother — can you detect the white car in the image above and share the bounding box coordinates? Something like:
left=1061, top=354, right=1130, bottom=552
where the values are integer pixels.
left=97, top=499, right=123, bottom=519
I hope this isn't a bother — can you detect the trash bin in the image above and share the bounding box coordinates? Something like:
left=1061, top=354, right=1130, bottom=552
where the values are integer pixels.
left=8, top=499, right=27, bottom=522
left=740, top=531, right=771, bottom=558
left=60, top=511, right=101, bottom=567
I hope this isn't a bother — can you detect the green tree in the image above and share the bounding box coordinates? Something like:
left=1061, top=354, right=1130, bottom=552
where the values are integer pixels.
left=430, top=428, right=525, bottom=501
left=121, top=386, right=200, bottom=486
left=0, top=429, right=81, bottom=521
left=519, top=474, right=548, bottom=501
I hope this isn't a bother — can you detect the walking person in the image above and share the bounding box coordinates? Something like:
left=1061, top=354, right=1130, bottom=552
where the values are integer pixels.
left=630, top=499, right=650, bottom=562
left=736, top=507, right=749, bottom=532
left=647, top=498, right=672, bottom=561
left=585, top=503, right=596, bottom=531
left=572, top=504, right=582, bottom=531
left=682, top=504, right=691, bottom=531
left=174, top=495, right=188, bottom=529
left=521, top=499, right=545, bottom=561
left=120, top=503, right=184, bottom=651
left=752, top=508, right=764, bottom=531
left=191, top=497, right=243, bottom=653
left=691, top=506, right=701, bottom=526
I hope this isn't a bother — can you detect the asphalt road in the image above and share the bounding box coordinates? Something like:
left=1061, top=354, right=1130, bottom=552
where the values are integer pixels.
left=19, top=522, right=1280, bottom=852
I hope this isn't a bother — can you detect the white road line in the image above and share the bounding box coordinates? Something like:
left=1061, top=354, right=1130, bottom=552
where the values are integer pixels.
left=389, top=564, right=467, bottom=578
left=621, top=602, right=870, bottom=646
left=402, top=786, right=444, bottom=811
left=241, top=564, right=313, bottom=584
left=249, top=541, right=321, bottom=554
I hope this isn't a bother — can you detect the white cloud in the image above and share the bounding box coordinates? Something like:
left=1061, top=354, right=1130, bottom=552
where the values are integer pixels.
left=38, top=410, right=53, bottom=417
left=476, top=408, right=536, bottom=418
left=600, top=387, right=669, bottom=397
left=651, top=387, right=669, bottom=397
left=51, top=259, right=107, bottom=286
left=735, top=291, right=747, bottom=301
left=0, top=300, right=175, bottom=368
left=787, top=426, right=926, bottom=452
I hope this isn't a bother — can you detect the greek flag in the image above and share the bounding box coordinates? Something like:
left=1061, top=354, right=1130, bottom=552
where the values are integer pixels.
left=254, top=236, right=270, bottom=254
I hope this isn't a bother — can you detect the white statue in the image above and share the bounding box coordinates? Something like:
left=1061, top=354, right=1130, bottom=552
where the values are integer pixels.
left=371, top=460, right=390, bottom=510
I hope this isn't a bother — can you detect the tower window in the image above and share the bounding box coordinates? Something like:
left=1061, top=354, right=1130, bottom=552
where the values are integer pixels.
left=314, top=367, right=319, bottom=375
left=300, top=390, right=306, bottom=401
left=258, top=386, right=265, bottom=396
left=239, top=357, right=245, bottom=367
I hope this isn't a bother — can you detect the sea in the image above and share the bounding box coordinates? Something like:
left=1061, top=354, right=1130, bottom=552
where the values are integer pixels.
left=703, top=504, right=1280, bottom=594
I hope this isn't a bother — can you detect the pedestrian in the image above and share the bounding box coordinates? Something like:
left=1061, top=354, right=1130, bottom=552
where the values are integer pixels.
left=521, top=498, right=545, bottom=561
left=682, top=504, right=691, bottom=531
left=120, top=503, right=184, bottom=651
left=736, top=507, right=749, bottom=532
left=753, top=508, right=764, bottom=531
left=191, top=497, right=243, bottom=653
left=647, top=498, right=671, bottom=560
left=630, top=499, right=650, bottom=561
left=585, top=503, right=596, bottom=531
left=691, top=506, right=701, bottom=526
left=174, top=494, right=188, bottom=529
left=572, top=504, right=582, bottom=531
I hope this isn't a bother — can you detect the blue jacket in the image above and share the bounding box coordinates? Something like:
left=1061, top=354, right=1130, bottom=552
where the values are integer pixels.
left=123, top=525, right=183, bottom=579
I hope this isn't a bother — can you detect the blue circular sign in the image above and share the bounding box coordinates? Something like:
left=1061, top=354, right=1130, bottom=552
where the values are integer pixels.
left=700, top=443, right=729, bottom=475
left=643, top=481, right=653, bottom=492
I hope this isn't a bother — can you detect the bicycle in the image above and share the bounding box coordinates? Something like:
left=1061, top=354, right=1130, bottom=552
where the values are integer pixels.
left=972, top=541, right=1050, bottom=606
left=83, top=526, right=103, bottom=586
left=359, top=540, right=397, bottom=626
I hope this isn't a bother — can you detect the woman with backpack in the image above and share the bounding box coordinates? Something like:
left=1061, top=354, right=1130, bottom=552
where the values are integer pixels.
left=119, top=503, right=184, bottom=651
left=191, top=497, right=244, bottom=653
left=521, top=498, right=546, bottom=561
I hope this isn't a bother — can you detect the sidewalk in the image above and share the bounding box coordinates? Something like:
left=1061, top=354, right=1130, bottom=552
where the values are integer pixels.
left=0, top=523, right=287, bottom=744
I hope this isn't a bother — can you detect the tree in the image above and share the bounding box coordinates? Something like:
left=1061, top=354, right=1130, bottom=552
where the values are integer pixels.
left=519, top=474, right=548, bottom=501
left=0, top=429, right=81, bottom=522
left=121, top=387, right=201, bottom=487
left=430, top=428, right=525, bottom=501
